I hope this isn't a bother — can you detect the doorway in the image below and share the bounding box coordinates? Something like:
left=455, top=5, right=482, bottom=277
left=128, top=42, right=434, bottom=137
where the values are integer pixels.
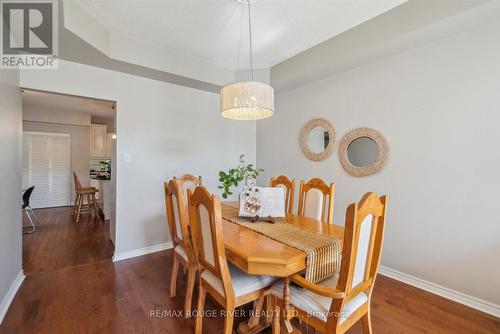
left=21, top=88, right=117, bottom=274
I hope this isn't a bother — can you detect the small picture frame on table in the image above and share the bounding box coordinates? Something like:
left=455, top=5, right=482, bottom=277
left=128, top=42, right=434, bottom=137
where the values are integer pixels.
left=239, top=187, right=285, bottom=223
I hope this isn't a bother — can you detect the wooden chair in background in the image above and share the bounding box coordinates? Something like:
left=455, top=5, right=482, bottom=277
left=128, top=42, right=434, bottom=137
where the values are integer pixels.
left=72, top=172, right=100, bottom=223
left=297, top=178, right=335, bottom=224
left=174, top=173, right=202, bottom=203
left=270, top=192, right=388, bottom=334
left=164, top=178, right=199, bottom=319
left=188, top=186, right=276, bottom=334
left=269, top=175, right=295, bottom=214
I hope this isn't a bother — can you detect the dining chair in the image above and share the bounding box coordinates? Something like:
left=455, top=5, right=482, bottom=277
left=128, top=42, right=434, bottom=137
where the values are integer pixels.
left=174, top=173, right=202, bottom=203
left=297, top=178, right=335, bottom=224
left=164, top=178, right=198, bottom=319
left=22, top=186, right=38, bottom=234
left=188, top=186, right=276, bottom=334
left=269, top=175, right=295, bottom=214
left=270, top=192, right=387, bottom=334
left=72, top=172, right=100, bottom=223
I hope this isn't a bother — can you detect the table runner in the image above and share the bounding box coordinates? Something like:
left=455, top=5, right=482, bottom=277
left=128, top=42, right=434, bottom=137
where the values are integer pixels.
left=221, top=204, right=340, bottom=283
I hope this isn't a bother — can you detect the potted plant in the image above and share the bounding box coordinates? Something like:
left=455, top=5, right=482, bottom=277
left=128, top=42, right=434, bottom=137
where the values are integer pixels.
left=218, top=154, right=263, bottom=199
left=98, top=160, right=112, bottom=179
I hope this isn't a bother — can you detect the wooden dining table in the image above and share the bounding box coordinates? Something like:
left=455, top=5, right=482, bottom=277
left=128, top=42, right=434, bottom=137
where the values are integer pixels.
left=221, top=202, right=344, bottom=334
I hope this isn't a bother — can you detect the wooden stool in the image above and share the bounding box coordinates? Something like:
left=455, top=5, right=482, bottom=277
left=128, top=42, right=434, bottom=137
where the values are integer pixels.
left=73, top=172, right=100, bottom=223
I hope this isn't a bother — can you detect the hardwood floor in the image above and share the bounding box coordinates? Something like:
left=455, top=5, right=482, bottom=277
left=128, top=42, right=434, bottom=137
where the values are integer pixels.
left=22, top=207, right=114, bottom=275
left=2, top=207, right=499, bottom=333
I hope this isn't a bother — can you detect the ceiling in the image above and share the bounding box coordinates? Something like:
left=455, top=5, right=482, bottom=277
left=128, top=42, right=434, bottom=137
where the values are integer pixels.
left=22, top=89, right=116, bottom=118
left=76, top=0, right=407, bottom=70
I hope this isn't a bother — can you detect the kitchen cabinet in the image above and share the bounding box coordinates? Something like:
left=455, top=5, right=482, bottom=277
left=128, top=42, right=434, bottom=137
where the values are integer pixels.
left=90, top=178, right=100, bottom=200
left=106, top=133, right=115, bottom=158
left=90, top=178, right=112, bottom=219
left=90, top=124, right=107, bottom=158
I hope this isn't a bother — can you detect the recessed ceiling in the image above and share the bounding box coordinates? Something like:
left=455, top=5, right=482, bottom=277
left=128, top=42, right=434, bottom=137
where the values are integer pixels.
left=22, top=89, right=115, bottom=118
left=76, top=0, right=407, bottom=70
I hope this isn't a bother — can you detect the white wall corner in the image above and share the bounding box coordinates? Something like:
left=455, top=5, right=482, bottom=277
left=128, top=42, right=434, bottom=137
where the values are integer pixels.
left=64, top=0, right=234, bottom=86
left=379, top=266, right=500, bottom=318
left=234, top=68, right=271, bottom=84
left=0, top=271, right=25, bottom=325
left=109, top=31, right=235, bottom=86
left=112, top=242, right=173, bottom=262
left=63, top=0, right=111, bottom=55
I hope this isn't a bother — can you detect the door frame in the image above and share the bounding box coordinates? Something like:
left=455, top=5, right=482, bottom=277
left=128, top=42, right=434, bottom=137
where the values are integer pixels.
left=23, top=131, right=71, bottom=208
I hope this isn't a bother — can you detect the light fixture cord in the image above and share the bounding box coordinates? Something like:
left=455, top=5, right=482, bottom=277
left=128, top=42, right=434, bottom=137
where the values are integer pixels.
left=247, top=0, right=254, bottom=80
left=236, top=4, right=244, bottom=81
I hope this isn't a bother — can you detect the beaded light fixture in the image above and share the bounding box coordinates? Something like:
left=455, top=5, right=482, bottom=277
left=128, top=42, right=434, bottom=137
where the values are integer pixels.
left=220, top=0, right=274, bottom=120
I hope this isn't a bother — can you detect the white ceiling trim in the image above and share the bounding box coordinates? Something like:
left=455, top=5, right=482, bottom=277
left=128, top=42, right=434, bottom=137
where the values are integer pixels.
left=65, top=0, right=407, bottom=84
left=271, top=0, right=499, bottom=92
left=63, top=0, right=235, bottom=86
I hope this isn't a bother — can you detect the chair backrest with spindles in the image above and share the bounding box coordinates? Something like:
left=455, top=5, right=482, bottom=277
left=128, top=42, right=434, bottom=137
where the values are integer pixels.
left=297, top=178, right=335, bottom=224
left=73, top=172, right=82, bottom=191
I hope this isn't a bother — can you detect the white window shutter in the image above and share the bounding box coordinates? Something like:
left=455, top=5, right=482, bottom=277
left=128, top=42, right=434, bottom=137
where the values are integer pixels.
left=29, top=135, right=50, bottom=208
left=49, top=136, right=71, bottom=207
left=23, top=133, right=71, bottom=209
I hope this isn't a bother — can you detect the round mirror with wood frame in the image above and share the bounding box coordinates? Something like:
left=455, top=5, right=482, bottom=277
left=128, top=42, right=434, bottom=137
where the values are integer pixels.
left=339, top=127, right=388, bottom=176
left=299, top=118, right=336, bottom=161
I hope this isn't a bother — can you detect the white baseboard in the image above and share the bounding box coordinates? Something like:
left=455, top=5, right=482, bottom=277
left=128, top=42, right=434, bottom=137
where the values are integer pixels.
left=379, top=266, right=500, bottom=318
left=0, top=271, right=25, bottom=325
left=112, top=241, right=173, bottom=262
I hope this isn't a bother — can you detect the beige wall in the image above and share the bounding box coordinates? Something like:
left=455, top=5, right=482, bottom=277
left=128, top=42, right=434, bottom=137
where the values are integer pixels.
left=21, top=60, right=257, bottom=258
left=0, top=69, right=23, bottom=322
left=23, top=115, right=91, bottom=203
left=257, top=21, right=500, bottom=309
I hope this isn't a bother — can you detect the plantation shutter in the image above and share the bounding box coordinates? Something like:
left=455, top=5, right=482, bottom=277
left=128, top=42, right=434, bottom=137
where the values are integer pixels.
left=22, top=133, right=71, bottom=208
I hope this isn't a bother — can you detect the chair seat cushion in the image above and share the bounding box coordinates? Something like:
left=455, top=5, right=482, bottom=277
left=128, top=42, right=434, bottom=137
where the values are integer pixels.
left=270, top=274, right=367, bottom=324
left=201, top=263, right=275, bottom=298
left=174, top=245, right=188, bottom=262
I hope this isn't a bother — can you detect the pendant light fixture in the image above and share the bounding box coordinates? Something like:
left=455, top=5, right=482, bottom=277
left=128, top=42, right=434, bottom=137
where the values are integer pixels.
left=220, top=0, right=274, bottom=120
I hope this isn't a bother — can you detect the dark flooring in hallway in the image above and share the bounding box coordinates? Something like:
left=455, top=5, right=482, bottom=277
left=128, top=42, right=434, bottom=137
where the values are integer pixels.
left=22, top=207, right=114, bottom=275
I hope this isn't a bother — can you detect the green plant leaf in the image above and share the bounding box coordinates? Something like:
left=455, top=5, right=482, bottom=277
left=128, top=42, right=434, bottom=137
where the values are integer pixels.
left=217, top=154, right=264, bottom=201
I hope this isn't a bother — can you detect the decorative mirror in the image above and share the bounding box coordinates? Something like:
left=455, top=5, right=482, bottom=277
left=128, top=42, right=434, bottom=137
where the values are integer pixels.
left=300, top=118, right=336, bottom=161
left=339, top=128, right=388, bottom=176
